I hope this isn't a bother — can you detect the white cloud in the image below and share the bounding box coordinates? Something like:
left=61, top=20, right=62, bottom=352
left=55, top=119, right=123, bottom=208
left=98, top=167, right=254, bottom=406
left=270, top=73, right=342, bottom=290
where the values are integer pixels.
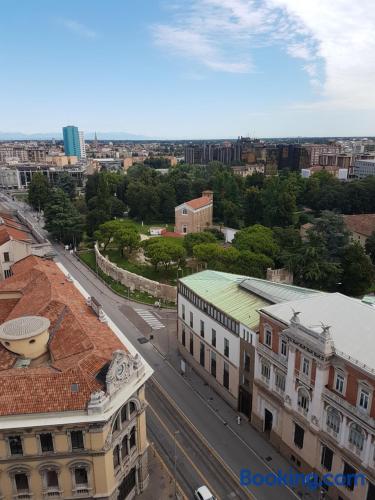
left=60, top=19, right=97, bottom=39
left=153, top=0, right=375, bottom=109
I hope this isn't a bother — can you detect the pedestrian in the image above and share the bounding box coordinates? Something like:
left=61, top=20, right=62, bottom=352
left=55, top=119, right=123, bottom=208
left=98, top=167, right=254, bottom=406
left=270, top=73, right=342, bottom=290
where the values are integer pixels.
left=237, top=415, right=241, bottom=425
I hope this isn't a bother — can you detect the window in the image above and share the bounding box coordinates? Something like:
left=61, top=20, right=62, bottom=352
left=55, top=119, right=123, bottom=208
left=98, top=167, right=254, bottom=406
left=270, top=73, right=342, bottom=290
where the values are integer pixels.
left=224, top=338, right=229, bottom=357
left=182, top=327, right=186, bottom=347
left=294, top=423, right=304, bottom=449
left=200, top=320, right=205, bottom=337
left=121, top=436, right=128, bottom=459
left=349, top=424, right=365, bottom=451
left=4, top=269, right=12, bottom=278
left=321, top=445, right=333, bottom=471
left=244, top=352, right=250, bottom=372
left=275, top=371, right=286, bottom=392
left=40, top=433, right=54, bottom=453
left=335, top=372, right=345, bottom=394
left=223, top=362, right=229, bottom=389
left=211, top=329, right=216, bottom=347
left=358, top=387, right=370, bottom=411
left=302, top=358, right=310, bottom=376
left=190, top=311, right=193, bottom=328
left=15, top=473, right=29, bottom=493
left=113, top=445, right=120, bottom=468
left=129, top=426, right=136, bottom=449
left=182, top=208, right=187, bottom=215
left=280, top=339, right=287, bottom=357
left=200, top=342, right=205, bottom=367
left=74, top=467, right=88, bottom=486
left=265, top=327, right=272, bottom=347
left=129, top=401, right=136, bottom=416
left=182, top=304, right=185, bottom=320
left=343, top=462, right=356, bottom=491
left=3, top=252, right=10, bottom=262
left=9, top=435, right=23, bottom=455
left=326, top=407, right=341, bottom=434
left=297, top=388, right=309, bottom=413
left=261, top=361, right=270, bottom=381
left=45, top=470, right=59, bottom=489
left=70, top=430, right=84, bottom=450
left=189, top=334, right=194, bottom=356
left=121, top=405, right=128, bottom=423
left=211, top=351, right=216, bottom=378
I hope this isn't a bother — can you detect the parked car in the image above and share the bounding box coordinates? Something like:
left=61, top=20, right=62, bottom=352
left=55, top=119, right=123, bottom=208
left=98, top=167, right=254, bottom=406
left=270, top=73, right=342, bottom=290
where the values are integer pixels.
left=194, top=485, right=216, bottom=500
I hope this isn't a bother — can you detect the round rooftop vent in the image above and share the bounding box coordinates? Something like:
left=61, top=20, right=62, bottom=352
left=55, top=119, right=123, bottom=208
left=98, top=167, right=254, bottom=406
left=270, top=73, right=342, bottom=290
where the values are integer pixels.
left=0, top=316, right=50, bottom=340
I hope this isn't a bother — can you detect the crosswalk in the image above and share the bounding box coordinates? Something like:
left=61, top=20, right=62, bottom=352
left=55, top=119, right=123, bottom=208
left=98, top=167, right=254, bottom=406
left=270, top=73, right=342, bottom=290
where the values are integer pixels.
left=134, top=308, right=164, bottom=330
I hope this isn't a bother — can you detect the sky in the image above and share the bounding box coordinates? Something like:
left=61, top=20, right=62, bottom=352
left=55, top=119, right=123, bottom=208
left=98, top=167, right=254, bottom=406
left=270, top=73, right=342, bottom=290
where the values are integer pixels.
left=1, top=0, right=375, bottom=139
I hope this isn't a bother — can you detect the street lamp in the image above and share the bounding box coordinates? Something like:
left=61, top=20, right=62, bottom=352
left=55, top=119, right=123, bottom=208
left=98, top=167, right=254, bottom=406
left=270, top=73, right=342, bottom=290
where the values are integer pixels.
left=173, top=430, right=180, bottom=497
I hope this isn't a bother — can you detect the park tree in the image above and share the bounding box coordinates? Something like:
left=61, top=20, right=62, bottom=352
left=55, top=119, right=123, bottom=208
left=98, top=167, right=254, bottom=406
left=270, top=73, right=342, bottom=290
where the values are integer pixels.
left=56, top=172, right=76, bottom=199
left=243, top=187, right=263, bottom=226
left=340, top=243, right=374, bottom=296
left=143, top=238, right=186, bottom=270
left=310, top=211, right=349, bottom=260
left=365, top=231, right=375, bottom=264
left=183, top=232, right=217, bottom=256
left=193, top=243, right=221, bottom=269
left=115, top=225, right=141, bottom=258
left=28, top=172, right=50, bottom=211
left=233, top=224, right=279, bottom=259
left=236, top=250, right=273, bottom=278
left=44, top=189, right=84, bottom=245
left=94, top=220, right=124, bottom=251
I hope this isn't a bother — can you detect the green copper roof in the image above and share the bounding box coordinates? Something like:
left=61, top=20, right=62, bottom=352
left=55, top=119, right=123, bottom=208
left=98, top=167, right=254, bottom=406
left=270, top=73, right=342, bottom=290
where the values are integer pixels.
left=179, top=270, right=320, bottom=330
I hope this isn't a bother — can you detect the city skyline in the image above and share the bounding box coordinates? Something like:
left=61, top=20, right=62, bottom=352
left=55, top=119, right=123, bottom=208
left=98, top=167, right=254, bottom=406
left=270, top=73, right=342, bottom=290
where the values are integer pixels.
left=1, top=0, right=374, bottom=138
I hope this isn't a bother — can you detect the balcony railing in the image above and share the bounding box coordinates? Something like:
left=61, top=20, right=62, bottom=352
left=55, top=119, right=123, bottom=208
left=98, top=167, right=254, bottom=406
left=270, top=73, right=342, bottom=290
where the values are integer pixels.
left=322, top=388, right=375, bottom=427
left=43, top=490, right=62, bottom=499
left=258, top=342, right=287, bottom=367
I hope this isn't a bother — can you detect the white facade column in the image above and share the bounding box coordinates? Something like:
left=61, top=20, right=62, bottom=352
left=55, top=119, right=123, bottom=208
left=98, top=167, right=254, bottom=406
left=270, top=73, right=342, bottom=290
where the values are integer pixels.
left=363, top=432, right=372, bottom=467
left=285, top=346, right=296, bottom=407
left=339, top=415, right=348, bottom=447
left=310, top=363, right=328, bottom=426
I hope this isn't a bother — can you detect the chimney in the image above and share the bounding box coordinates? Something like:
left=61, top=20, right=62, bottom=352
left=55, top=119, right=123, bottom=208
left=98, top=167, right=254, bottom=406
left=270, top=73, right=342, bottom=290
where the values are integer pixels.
left=202, top=190, right=214, bottom=201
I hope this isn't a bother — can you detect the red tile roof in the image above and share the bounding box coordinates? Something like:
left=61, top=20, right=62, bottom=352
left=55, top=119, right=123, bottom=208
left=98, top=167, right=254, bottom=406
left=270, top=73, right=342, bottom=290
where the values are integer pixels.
left=343, top=214, right=375, bottom=238
left=0, top=256, right=125, bottom=416
left=0, top=213, right=32, bottom=245
left=185, top=196, right=212, bottom=210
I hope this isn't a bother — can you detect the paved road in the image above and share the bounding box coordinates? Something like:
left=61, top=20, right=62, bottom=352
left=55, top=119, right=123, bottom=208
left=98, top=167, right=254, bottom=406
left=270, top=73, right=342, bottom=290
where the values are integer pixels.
left=0, top=192, right=315, bottom=500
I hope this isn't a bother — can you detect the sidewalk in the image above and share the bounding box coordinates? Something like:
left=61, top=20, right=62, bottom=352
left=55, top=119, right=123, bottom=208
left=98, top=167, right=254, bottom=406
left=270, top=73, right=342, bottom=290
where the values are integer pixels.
left=150, top=328, right=317, bottom=500
left=138, top=446, right=175, bottom=500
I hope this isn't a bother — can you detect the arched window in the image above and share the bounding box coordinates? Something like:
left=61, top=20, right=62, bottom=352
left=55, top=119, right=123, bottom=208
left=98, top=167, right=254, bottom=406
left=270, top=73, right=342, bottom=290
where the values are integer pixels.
left=297, top=388, right=309, bottom=412
left=326, top=407, right=341, bottom=434
left=129, top=401, right=136, bottom=416
left=261, top=360, right=270, bottom=381
left=121, top=436, right=128, bottom=460
left=69, top=461, right=91, bottom=495
left=39, top=464, right=61, bottom=495
left=349, top=423, right=365, bottom=451
left=121, top=405, right=127, bottom=423
left=113, top=445, right=120, bottom=469
left=129, top=427, right=136, bottom=449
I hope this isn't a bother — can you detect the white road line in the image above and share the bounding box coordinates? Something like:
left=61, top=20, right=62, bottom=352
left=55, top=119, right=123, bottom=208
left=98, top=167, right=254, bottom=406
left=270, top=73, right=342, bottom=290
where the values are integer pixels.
left=134, top=309, right=164, bottom=330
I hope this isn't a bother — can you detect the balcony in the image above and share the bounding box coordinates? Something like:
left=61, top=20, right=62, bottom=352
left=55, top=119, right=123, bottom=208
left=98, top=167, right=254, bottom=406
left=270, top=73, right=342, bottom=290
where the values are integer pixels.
left=257, top=342, right=287, bottom=367
left=43, top=490, right=62, bottom=499
left=322, top=388, right=375, bottom=427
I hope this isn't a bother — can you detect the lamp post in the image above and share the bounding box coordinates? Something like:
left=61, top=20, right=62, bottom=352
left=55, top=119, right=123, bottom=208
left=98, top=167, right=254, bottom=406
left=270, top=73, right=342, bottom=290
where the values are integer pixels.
left=173, top=430, right=180, bottom=497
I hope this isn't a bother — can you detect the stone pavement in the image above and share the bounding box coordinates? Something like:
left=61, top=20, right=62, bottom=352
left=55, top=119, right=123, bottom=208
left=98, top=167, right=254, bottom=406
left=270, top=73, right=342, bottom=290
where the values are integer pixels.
left=138, top=445, right=176, bottom=500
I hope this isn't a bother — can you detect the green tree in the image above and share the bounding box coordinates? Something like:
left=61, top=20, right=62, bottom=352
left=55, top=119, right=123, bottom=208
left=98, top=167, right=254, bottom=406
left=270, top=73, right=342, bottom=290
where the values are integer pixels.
left=365, top=231, right=375, bottom=264
left=94, top=220, right=124, bottom=252
left=183, top=232, right=217, bottom=256
left=193, top=243, right=221, bottom=269
left=233, top=225, right=279, bottom=258
left=44, top=189, right=84, bottom=245
left=243, top=187, right=263, bottom=226
left=28, top=172, right=50, bottom=211
left=341, top=243, right=374, bottom=296
left=237, top=250, right=273, bottom=278
left=144, top=238, right=186, bottom=270
left=310, top=211, right=349, bottom=260
left=115, top=226, right=141, bottom=258
left=56, top=172, right=76, bottom=199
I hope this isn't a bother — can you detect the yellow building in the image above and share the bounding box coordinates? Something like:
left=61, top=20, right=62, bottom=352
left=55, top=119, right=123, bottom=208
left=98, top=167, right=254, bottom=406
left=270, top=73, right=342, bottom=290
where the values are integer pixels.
left=0, top=256, right=153, bottom=500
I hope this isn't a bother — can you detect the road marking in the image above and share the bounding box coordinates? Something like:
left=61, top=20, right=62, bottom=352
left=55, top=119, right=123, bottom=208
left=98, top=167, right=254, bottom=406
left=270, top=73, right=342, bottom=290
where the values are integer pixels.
left=148, top=403, right=221, bottom=500
left=134, top=308, right=164, bottom=330
left=150, top=378, right=254, bottom=499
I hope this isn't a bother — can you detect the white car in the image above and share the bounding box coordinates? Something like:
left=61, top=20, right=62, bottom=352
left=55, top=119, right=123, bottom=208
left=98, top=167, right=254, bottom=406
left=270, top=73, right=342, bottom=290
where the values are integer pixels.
left=194, top=485, right=216, bottom=500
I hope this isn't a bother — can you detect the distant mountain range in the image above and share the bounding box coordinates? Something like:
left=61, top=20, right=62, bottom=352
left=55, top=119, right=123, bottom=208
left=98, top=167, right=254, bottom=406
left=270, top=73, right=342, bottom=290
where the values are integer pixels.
left=0, top=131, right=153, bottom=141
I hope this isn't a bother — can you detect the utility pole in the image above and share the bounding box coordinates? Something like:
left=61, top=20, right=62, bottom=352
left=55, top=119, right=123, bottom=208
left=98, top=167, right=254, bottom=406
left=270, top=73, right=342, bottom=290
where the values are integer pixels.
left=173, top=430, right=180, bottom=497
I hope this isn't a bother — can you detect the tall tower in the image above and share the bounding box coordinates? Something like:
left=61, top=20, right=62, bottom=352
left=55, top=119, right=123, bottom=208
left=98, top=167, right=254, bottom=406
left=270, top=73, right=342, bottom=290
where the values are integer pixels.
left=94, top=131, right=98, bottom=149
left=78, top=130, right=86, bottom=159
left=62, top=126, right=81, bottom=157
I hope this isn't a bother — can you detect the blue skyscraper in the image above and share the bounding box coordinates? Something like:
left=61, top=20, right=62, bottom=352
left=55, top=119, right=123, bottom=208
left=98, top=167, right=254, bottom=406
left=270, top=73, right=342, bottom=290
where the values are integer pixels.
left=62, top=125, right=81, bottom=157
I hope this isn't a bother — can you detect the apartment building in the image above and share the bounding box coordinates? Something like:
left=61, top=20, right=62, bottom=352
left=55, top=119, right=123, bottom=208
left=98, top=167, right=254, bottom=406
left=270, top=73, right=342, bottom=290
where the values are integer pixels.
left=177, top=271, right=316, bottom=414
left=0, top=256, right=153, bottom=499
left=252, top=293, right=375, bottom=500
left=174, top=191, right=213, bottom=234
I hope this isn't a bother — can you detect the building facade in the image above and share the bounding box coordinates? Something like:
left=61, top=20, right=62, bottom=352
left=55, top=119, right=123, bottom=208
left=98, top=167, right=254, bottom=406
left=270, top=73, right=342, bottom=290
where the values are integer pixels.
left=252, top=293, right=375, bottom=500
left=174, top=191, right=213, bottom=234
left=63, top=126, right=82, bottom=158
left=0, top=256, right=153, bottom=500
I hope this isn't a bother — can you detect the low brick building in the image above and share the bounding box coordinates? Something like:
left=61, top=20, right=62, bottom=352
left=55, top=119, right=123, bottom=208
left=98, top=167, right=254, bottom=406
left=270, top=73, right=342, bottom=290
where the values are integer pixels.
left=174, top=190, right=213, bottom=234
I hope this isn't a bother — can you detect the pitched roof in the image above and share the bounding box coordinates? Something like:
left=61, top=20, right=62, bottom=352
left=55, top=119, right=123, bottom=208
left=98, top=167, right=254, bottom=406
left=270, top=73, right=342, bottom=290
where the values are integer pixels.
left=0, top=212, right=32, bottom=245
left=0, top=256, right=125, bottom=416
left=185, top=196, right=212, bottom=210
left=343, top=214, right=375, bottom=237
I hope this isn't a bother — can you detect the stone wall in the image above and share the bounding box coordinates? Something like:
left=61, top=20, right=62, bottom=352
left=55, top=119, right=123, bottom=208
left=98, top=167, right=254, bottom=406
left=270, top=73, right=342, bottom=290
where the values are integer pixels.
left=95, top=244, right=177, bottom=303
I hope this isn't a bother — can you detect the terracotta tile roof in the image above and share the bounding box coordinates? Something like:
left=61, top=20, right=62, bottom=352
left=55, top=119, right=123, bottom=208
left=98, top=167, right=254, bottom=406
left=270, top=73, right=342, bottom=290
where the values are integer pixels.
left=185, top=196, right=212, bottom=210
left=0, top=256, right=125, bottom=416
left=343, top=214, right=375, bottom=237
left=162, top=231, right=184, bottom=238
left=0, top=213, right=32, bottom=245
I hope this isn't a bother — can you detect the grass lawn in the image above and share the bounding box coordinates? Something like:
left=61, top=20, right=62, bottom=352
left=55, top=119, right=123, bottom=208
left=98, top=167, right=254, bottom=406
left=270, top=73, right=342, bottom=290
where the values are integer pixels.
left=118, top=219, right=175, bottom=235
left=106, top=248, right=189, bottom=286
left=78, top=251, right=177, bottom=307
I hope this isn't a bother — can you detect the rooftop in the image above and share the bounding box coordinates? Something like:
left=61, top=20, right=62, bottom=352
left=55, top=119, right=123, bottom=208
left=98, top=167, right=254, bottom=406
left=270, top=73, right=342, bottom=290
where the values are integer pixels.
left=179, top=270, right=318, bottom=329
left=185, top=196, right=212, bottom=210
left=0, top=316, right=50, bottom=340
left=343, top=213, right=375, bottom=237
left=0, top=256, right=128, bottom=416
left=260, top=293, right=375, bottom=372
left=0, top=212, right=32, bottom=245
